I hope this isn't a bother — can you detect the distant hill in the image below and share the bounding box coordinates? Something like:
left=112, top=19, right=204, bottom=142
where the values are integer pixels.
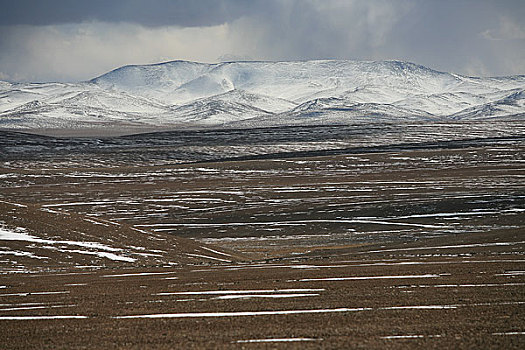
left=1, top=59, right=524, bottom=130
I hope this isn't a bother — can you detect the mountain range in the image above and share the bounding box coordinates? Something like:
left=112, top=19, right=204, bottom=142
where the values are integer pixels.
left=1, top=59, right=524, bottom=130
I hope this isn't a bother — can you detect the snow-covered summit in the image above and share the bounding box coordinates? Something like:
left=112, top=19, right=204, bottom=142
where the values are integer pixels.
left=91, top=59, right=459, bottom=104
left=1, top=59, right=524, bottom=130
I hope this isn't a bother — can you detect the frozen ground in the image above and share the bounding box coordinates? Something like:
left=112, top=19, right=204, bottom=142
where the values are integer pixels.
left=1, top=123, right=523, bottom=260
left=0, top=228, right=523, bottom=348
left=1, top=121, right=524, bottom=167
left=0, top=122, right=523, bottom=348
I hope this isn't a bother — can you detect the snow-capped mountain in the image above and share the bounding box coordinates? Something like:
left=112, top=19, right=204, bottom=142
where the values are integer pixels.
left=1, top=60, right=524, bottom=130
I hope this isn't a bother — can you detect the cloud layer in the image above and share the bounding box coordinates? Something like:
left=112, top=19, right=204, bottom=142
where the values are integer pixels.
left=0, top=0, right=523, bottom=82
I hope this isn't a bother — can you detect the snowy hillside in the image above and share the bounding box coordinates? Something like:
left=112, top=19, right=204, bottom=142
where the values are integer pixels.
left=1, top=59, right=524, bottom=130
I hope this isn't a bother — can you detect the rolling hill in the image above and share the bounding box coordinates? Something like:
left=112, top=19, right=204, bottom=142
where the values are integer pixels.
left=1, top=59, right=523, bottom=130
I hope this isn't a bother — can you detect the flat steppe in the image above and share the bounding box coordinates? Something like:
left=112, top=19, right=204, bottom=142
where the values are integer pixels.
left=0, top=123, right=523, bottom=348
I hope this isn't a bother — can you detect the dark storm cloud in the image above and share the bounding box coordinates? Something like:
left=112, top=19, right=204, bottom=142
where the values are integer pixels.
left=0, top=0, right=265, bottom=27
left=380, top=0, right=525, bottom=75
left=226, top=0, right=524, bottom=76
left=0, top=0, right=523, bottom=82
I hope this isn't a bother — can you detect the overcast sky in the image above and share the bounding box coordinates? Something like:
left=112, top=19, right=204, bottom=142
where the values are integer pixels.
left=0, top=0, right=524, bottom=82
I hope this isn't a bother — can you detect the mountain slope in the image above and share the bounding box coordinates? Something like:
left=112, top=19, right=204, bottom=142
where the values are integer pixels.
left=1, top=59, right=524, bottom=130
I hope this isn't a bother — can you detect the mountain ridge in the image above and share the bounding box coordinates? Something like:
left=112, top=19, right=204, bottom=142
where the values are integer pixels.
left=1, top=59, right=524, bottom=130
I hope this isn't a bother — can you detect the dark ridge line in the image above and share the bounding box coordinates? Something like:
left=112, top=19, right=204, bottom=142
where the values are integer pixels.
left=0, top=129, right=56, bottom=139
left=191, top=135, right=525, bottom=164
left=119, top=123, right=353, bottom=139
left=2, top=119, right=521, bottom=140
left=0, top=123, right=395, bottom=140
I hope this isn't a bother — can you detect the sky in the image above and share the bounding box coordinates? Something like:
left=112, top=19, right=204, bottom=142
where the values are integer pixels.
left=0, top=0, right=524, bottom=82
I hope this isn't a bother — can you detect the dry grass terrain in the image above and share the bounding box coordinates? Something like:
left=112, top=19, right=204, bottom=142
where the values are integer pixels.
left=0, top=124, right=524, bottom=348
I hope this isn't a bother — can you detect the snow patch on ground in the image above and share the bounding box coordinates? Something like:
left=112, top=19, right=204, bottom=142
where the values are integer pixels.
left=0, top=226, right=135, bottom=263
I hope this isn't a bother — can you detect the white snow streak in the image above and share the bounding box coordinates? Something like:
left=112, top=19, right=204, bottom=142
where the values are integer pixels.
left=298, top=274, right=440, bottom=282
left=235, top=338, right=320, bottom=343
left=0, top=316, right=87, bottom=320
left=114, top=307, right=371, bottom=319
left=214, top=293, right=319, bottom=300
left=155, top=289, right=325, bottom=296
